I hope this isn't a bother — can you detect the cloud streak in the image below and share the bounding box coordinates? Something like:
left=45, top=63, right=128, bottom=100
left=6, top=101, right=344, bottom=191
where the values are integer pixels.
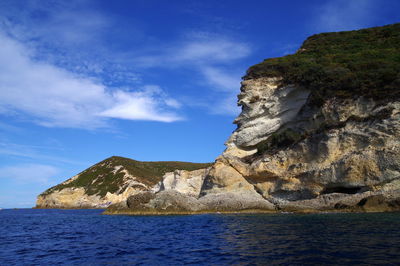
left=0, top=141, right=86, bottom=166
left=0, top=32, right=182, bottom=128
left=133, top=34, right=249, bottom=116
left=0, top=163, right=59, bottom=184
left=134, top=35, right=250, bottom=68
left=0, top=1, right=249, bottom=120
left=174, top=38, right=250, bottom=64
left=315, top=0, right=378, bottom=32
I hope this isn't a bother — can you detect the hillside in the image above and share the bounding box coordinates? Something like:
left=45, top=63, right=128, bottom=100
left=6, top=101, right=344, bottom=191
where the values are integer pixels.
left=42, top=156, right=211, bottom=197
left=37, top=156, right=211, bottom=208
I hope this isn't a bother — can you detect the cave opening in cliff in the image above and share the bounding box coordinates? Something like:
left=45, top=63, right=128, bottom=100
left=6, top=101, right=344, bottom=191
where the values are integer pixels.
left=321, top=186, right=368, bottom=195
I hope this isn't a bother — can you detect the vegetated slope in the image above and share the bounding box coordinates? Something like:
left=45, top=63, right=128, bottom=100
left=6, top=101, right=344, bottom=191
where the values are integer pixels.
left=247, top=23, right=400, bottom=105
left=41, top=156, right=212, bottom=197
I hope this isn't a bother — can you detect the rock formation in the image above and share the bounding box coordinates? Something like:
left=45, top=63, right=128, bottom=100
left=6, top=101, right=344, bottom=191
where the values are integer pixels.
left=105, top=23, right=400, bottom=214
left=35, top=156, right=211, bottom=208
left=38, top=23, right=400, bottom=214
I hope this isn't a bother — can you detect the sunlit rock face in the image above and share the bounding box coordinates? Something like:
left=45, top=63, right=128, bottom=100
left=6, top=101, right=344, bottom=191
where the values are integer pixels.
left=228, top=77, right=310, bottom=148
left=155, top=168, right=209, bottom=198
left=111, top=72, right=400, bottom=214
left=204, top=73, right=400, bottom=209
left=106, top=74, right=400, bottom=214
left=36, top=174, right=150, bottom=209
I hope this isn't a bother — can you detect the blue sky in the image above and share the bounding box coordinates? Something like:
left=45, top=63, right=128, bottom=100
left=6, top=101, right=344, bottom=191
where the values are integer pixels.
left=0, top=0, right=399, bottom=208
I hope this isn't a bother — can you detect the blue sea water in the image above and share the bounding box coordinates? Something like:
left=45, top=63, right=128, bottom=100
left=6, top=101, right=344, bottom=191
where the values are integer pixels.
left=1, top=209, right=400, bottom=265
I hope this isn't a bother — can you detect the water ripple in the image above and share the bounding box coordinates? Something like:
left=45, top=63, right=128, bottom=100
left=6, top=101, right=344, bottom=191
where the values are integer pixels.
left=1, top=210, right=400, bottom=265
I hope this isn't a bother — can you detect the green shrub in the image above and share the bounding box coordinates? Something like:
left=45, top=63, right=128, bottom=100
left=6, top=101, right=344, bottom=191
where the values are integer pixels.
left=246, top=23, right=400, bottom=104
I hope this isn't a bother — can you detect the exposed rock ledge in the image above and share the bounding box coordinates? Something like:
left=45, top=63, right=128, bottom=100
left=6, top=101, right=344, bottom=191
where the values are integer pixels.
left=104, top=190, right=400, bottom=215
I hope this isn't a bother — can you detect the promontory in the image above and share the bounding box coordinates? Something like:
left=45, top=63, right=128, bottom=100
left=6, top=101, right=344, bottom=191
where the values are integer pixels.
left=37, top=23, right=400, bottom=214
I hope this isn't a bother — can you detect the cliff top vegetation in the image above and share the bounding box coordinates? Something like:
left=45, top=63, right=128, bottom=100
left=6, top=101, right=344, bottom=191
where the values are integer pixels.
left=247, top=23, right=400, bottom=104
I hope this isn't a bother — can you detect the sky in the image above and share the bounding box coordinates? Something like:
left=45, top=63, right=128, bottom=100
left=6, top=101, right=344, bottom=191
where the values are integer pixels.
left=0, top=0, right=399, bottom=208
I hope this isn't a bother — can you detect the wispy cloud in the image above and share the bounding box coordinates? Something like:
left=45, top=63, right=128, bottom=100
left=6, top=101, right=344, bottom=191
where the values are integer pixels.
left=0, top=163, right=59, bottom=184
left=0, top=1, right=248, bottom=119
left=133, top=33, right=249, bottom=115
left=0, top=0, right=109, bottom=47
left=0, top=122, right=22, bottom=133
left=201, top=66, right=241, bottom=92
left=134, top=35, right=250, bottom=68
left=200, top=66, right=242, bottom=115
left=0, top=141, right=85, bottom=166
left=0, top=0, right=143, bottom=89
left=0, top=32, right=182, bottom=128
left=210, top=93, right=241, bottom=116
left=174, top=38, right=250, bottom=64
left=315, top=0, right=378, bottom=32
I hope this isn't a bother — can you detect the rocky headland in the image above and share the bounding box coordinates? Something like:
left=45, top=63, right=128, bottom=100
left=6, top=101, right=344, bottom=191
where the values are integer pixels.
left=38, top=23, right=400, bottom=214
left=36, top=156, right=211, bottom=209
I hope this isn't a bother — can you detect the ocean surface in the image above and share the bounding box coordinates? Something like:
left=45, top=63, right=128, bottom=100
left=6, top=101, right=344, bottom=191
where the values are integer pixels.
left=1, top=209, right=400, bottom=265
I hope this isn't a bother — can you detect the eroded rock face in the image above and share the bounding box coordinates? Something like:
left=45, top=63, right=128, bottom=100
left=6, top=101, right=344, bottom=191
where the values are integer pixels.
left=36, top=160, right=155, bottom=208
left=202, top=75, right=400, bottom=211
left=36, top=188, right=98, bottom=209
left=36, top=185, right=147, bottom=209
left=155, top=168, right=209, bottom=198
left=224, top=78, right=310, bottom=157
left=106, top=75, right=400, bottom=214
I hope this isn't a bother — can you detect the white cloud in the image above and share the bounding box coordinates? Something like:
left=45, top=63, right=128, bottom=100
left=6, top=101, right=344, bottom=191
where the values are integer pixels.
left=201, top=66, right=241, bottom=92
left=0, top=0, right=109, bottom=47
left=199, top=66, right=241, bottom=115
left=315, top=0, right=377, bottom=32
left=0, top=0, right=144, bottom=90
left=0, top=32, right=182, bottom=128
left=0, top=164, right=59, bottom=184
left=132, top=34, right=249, bottom=116
left=0, top=1, right=249, bottom=118
left=174, top=39, right=250, bottom=63
left=100, top=90, right=182, bottom=122
left=135, top=36, right=250, bottom=68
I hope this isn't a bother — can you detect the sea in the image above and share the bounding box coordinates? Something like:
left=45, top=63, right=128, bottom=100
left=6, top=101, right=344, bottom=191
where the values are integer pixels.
left=1, top=209, right=400, bottom=265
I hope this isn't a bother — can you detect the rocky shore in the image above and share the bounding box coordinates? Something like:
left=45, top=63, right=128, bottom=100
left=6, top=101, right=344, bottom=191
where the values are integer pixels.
left=37, top=23, right=400, bottom=214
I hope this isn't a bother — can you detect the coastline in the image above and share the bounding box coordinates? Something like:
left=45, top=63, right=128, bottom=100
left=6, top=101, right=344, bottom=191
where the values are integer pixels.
left=101, top=208, right=400, bottom=216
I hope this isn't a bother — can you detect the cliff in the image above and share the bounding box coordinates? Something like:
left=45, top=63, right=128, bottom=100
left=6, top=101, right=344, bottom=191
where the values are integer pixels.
left=38, top=23, right=400, bottom=213
left=36, top=156, right=211, bottom=208
left=105, top=23, right=400, bottom=214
